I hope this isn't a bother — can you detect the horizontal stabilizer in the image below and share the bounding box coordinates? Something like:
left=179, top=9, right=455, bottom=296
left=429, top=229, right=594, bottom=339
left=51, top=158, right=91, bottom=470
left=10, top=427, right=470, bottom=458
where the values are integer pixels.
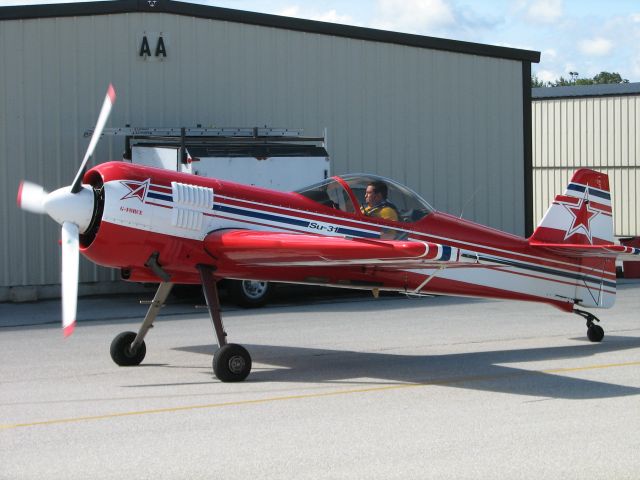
left=530, top=242, right=640, bottom=260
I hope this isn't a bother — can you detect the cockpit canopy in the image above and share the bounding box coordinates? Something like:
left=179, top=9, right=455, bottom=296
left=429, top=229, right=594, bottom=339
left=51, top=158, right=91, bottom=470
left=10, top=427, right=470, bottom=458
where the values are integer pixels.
left=296, top=174, right=434, bottom=223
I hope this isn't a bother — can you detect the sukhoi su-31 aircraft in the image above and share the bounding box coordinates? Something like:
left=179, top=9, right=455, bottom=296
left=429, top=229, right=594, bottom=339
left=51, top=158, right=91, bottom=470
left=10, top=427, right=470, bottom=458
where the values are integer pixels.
left=17, top=85, right=640, bottom=382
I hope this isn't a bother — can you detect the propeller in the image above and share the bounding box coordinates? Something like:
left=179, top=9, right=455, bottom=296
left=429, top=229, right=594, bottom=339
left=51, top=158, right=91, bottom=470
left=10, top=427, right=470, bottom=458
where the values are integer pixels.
left=17, top=84, right=116, bottom=336
left=71, top=84, right=116, bottom=193
left=17, top=181, right=48, bottom=214
left=61, top=222, right=79, bottom=337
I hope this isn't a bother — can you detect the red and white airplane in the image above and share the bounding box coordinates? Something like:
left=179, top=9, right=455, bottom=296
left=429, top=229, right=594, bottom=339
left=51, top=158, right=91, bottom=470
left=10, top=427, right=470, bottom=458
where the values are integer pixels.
left=17, top=85, right=640, bottom=382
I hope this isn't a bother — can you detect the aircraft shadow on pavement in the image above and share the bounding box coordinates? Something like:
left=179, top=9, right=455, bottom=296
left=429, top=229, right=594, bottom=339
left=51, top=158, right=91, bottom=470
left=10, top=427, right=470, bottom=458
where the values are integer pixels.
left=175, top=336, right=640, bottom=400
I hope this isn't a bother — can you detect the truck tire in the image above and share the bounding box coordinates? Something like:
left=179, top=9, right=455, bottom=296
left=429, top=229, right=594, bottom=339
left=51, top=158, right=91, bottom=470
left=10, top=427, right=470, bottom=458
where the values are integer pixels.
left=228, top=280, right=272, bottom=308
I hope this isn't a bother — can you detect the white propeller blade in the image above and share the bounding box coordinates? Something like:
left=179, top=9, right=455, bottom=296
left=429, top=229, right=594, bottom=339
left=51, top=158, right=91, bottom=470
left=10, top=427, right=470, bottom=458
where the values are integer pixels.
left=17, top=181, right=48, bottom=214
left=71, top=84, right=116, bottom=193
left=61, top=221, right=79, bottom=337
left=19, top=84, right=116, bottom=338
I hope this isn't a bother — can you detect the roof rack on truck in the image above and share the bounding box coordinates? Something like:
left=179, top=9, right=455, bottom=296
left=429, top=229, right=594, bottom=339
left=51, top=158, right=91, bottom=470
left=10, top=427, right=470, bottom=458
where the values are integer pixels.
left=88, top=126, right=329, bottom=173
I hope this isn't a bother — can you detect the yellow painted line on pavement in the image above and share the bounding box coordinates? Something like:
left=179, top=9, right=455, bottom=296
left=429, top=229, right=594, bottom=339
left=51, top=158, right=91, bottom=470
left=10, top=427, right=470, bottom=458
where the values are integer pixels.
left=544, top=360, right=640, bottom=374
left=2, top=360, right=639, bottom=430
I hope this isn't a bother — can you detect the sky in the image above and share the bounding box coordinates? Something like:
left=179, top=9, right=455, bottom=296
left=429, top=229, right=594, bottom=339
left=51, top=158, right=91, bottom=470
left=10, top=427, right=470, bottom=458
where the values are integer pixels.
left=4, top=0, right=640, bottom=83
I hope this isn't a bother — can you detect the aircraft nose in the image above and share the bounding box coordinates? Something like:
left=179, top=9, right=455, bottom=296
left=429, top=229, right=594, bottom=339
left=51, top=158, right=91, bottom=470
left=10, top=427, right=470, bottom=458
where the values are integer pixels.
left=44, top=185, right=95, bottom=233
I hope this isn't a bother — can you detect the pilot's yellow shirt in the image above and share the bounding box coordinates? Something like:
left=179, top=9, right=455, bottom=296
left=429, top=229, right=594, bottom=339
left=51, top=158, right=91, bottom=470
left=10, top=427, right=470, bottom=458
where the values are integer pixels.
left=362, top=204, right=399, bottom=222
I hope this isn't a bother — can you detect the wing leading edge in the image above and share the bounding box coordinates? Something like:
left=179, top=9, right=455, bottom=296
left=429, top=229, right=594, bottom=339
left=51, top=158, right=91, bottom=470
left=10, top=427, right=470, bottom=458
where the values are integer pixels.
left=204, top=230, right=461, bottom=268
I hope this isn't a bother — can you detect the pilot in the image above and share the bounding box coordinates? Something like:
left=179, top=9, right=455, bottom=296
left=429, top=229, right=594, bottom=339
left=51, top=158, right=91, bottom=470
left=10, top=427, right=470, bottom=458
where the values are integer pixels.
left=362, top=181, right=399, bottom=221
left=362, top=181, right=399, bottom=239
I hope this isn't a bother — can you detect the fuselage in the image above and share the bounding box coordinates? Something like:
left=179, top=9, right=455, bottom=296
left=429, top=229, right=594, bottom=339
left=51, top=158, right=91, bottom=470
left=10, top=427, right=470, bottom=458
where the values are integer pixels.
left=80, top=161, right=616, bottom=311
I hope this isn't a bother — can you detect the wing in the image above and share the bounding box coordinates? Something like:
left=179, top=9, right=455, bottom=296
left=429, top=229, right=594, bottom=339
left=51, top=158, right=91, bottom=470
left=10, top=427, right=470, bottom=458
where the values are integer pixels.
left=204, top=230, right=462, bottom=268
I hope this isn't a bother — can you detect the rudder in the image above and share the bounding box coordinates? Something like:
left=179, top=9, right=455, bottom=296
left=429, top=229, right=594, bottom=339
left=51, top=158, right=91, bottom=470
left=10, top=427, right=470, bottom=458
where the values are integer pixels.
left=530, top=168, right=613, bottom=246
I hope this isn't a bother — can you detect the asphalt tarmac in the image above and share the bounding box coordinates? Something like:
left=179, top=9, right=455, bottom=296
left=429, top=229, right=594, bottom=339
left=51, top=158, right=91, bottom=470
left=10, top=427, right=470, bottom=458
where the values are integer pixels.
left=1, top=284, right=640, bottom=479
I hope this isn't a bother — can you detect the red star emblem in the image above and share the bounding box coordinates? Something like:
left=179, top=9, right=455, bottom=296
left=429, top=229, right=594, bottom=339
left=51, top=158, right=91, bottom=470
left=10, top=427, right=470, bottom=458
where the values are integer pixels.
left=120, top=179, right=150, bottom=202
left=563, top=190, right=598, bottom=243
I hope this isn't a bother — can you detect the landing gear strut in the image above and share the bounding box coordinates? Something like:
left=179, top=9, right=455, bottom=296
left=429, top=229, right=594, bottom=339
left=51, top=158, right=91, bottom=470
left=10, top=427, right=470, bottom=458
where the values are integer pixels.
left=110, top=281, right=174, bottom=366
left=574, top=308, right=605, bottom=342
left=198, top=265, right=252, bottom=382
left=109, top=266, right=251, bottom=382
left=110, top=265, right=251, bottom=382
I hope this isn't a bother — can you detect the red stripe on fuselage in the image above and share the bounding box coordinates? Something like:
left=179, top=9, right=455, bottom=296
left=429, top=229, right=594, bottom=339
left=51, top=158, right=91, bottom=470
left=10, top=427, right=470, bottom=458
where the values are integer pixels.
left=151, top=183, right=173, bottom=193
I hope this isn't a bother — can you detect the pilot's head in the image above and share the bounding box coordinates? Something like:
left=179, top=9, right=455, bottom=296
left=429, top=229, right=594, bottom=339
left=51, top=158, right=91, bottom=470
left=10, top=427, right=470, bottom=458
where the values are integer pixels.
left=365, top=181, right=388, bottom=207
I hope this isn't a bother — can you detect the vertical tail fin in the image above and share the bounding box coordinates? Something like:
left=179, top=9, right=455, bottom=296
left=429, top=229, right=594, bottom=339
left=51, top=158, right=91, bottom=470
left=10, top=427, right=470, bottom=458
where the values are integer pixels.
left=530, top=168, right=613, bottom=246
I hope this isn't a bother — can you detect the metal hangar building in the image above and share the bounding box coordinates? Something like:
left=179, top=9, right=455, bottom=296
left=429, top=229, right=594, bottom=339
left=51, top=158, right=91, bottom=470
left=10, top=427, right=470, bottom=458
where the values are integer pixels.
left=0, top=0, right=540, bottom=300
left=532, top=82, right=640, bottom=239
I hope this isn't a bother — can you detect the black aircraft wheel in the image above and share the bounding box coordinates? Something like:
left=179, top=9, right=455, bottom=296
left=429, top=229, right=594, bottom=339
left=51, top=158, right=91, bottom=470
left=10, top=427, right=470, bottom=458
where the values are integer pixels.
left=587, top=324, right=605, bottom=343
left=213, top=344, right=252, bottom=382
left=228, top=280, right=272, bottom=308
left=110, top=331, right=146, bottom=366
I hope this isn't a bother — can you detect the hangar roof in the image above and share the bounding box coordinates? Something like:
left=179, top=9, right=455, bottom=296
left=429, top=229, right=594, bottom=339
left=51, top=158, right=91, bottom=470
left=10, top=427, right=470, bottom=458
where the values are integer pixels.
left=533, top=82, right=640, bottom=100
left=0, top=0, right=540, bottom=63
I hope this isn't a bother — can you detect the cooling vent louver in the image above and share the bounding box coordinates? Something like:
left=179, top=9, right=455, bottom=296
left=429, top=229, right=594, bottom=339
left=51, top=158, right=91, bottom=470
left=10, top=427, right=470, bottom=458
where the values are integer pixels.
left=171, top=182, right=214, bottom=230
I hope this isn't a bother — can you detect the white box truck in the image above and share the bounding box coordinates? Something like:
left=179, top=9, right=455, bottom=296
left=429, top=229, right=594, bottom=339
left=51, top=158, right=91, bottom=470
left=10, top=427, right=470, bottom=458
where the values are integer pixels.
left=95, top=126, right=330, bottom=307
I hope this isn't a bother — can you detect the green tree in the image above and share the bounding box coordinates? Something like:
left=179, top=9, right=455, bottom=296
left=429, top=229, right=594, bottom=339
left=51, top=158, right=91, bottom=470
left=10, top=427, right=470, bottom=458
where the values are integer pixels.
left=532, top=71, right=629, bottom=87
left=553, top=76, right=573, bottom=86
left=592, top=71, right=629, bottom=84
left=531, top=75, right=546, bottom=87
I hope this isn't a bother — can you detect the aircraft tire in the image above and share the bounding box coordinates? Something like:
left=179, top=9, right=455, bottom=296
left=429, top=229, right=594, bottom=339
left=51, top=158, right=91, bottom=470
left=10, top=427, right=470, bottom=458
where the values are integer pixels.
left=587, top=324, right=604, bottom=342
left=213, top=344, right=252, bottom=382
left=110, top=331, right=146, bottom=366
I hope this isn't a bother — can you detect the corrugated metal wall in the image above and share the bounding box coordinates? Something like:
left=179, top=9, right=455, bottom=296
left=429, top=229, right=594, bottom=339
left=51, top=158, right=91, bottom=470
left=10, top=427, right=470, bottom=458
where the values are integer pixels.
left=532, top=93, right=640, bottom=237
left=1, top=12, right=526, bottom=291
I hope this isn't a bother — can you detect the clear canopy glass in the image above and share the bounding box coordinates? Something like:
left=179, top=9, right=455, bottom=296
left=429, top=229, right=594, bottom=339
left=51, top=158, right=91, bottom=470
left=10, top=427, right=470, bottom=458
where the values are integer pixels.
left=296, top=174, right=434, bottom=223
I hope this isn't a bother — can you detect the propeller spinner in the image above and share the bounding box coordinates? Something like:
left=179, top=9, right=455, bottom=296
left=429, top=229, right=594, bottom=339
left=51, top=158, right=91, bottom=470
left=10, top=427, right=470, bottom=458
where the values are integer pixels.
left=17, top=84, right=116, bottom=336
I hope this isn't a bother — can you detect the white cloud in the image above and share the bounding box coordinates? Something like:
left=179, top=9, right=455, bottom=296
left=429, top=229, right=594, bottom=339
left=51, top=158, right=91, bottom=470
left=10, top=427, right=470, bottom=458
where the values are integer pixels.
left=372, top=0, right=456, bottom=34
left=278, top=6, right=300, bottom=17
left=535, top=69, right=558, bottom=83
left=313, top=9, right=354, bottom=24
left=277, top=5, right=355, bottom=25
left=526, top=0, right=563, bottom=24
left=578, top=37, right=613, bottom=56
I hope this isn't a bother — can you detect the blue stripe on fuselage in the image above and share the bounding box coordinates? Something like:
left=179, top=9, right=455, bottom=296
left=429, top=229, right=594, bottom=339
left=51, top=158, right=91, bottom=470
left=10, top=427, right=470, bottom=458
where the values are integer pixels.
left=145, top=190, right=381, bottom=239
left=466, top=253, right=617, bottom=289
left=147, top=192, right=173, bottom=202
left=213, top=204, right=380, bottom=239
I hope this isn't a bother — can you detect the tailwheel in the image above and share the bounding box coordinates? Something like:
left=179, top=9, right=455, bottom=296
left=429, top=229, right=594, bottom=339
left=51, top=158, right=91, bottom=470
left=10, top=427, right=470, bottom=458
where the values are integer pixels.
left=587, top=324, right=605, bottom=343
left=213, top=344, right=252, bottom=382
left=110, top=331, right=146, bottom=366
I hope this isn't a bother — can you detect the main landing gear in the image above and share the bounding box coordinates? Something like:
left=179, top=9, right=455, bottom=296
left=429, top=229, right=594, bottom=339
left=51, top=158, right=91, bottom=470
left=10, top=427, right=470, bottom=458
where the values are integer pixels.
left=574, top=308, right=605, bottom=343
left=109, top=264, right=252, bottom=382
left=198, top=265, right=252, bottom=382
